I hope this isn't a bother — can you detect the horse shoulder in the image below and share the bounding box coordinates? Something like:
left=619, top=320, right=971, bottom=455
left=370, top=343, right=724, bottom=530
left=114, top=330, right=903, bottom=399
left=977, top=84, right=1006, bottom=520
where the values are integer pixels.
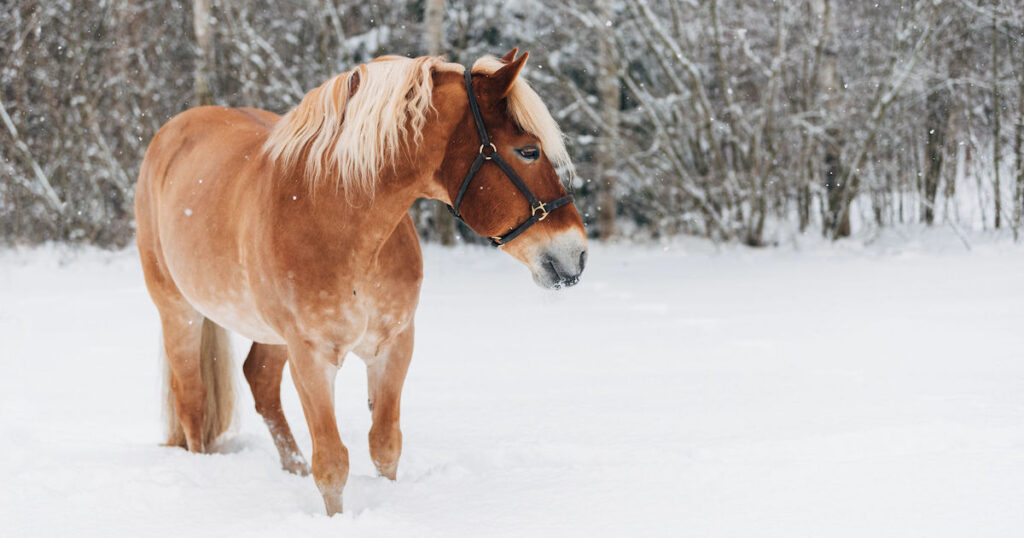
left=380, top=216, right=424, bottom=287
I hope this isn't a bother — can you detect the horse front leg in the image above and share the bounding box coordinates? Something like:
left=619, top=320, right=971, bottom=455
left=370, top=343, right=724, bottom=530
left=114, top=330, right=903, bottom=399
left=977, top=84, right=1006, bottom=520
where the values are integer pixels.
left=365, top=323, right=414, bottom=480
left=287, top=339, right=349, bottom=515
left=242, top=343, right=309, bottom=475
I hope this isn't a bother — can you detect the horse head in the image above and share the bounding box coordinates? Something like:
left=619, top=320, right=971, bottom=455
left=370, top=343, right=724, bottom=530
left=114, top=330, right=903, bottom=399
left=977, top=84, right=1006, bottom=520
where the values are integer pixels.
left=436, top=50, right=588, bottom=289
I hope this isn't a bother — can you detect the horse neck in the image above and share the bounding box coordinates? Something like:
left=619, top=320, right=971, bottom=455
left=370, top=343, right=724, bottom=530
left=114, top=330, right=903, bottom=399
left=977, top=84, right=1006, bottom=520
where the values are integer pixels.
left=267, top=149, right=440, bottom=258
left=268, top=80, right=463, bottom=253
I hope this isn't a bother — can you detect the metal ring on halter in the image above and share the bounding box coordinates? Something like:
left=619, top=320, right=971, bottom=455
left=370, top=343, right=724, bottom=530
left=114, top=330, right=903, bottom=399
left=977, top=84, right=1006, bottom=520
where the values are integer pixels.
left=478, top=143, right=498, bottom=159
left=531, top=202, right=549, bottom=221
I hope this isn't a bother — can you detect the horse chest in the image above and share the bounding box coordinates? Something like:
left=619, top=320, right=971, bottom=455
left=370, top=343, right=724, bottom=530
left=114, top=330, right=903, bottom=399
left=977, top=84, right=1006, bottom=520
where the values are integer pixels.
left=287, top=270, right=418, bottom=360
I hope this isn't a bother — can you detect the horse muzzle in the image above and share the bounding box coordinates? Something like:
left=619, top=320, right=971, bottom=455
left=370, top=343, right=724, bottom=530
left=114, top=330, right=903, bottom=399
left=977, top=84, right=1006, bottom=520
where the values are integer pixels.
left=530, top=233, right=587, bottom=290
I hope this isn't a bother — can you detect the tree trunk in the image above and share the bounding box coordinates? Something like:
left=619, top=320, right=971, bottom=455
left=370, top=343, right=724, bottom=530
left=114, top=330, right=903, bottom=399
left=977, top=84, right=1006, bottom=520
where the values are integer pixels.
left=424, top=0, right=443, bottom=57
left=797, top=178, right=811, bottom=232
left=922, top=82, right=949, bottom=225
left=992, top=13, right=1001, bottom=229
left=815, top=0, right=848, bottom=238
left=1014, top=75, right=1023, bottom=238
left=424, top=0, right=455, bottom=245
left=824, top=148, right=849, bottom=237
left=193, top=0, right=215, bottom=106
left=595, top=0, right=619, bottom=239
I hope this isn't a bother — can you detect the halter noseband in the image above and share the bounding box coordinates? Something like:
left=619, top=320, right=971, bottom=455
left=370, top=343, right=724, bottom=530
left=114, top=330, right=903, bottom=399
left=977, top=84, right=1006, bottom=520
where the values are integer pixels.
left=448, top=67, right=575, bottom=247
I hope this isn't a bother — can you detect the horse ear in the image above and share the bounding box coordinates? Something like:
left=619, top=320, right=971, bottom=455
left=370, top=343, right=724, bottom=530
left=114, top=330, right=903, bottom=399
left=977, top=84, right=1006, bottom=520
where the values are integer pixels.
left=500, top=48, right=519, bottom=63
left=484, top=51, right=529, bottom=99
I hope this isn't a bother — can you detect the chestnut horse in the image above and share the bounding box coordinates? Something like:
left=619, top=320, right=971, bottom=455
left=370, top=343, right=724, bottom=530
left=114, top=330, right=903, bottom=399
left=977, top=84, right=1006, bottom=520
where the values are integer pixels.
left=134, top=49, right=587, bottom=515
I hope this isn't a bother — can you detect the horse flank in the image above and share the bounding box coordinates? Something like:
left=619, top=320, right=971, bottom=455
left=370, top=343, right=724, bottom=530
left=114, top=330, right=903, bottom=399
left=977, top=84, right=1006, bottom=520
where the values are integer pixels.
left=263, top=55, right=573, bottom=194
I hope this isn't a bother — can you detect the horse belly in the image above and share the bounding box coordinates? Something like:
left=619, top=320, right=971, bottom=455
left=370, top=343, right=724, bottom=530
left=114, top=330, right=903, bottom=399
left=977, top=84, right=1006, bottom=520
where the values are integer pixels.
left=188, top=286, right=285, bottom=345
left=158, top=240, right=283, bottom=344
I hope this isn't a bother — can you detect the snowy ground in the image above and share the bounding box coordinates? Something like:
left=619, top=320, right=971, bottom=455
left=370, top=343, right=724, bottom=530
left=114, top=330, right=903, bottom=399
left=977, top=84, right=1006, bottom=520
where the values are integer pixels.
left=2, top=232, right=1023, bottom=537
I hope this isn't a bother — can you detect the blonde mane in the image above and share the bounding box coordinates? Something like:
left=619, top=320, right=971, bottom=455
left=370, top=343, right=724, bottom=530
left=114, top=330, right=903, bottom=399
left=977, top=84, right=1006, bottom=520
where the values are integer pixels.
left=264, top=54, right=573, bottom=193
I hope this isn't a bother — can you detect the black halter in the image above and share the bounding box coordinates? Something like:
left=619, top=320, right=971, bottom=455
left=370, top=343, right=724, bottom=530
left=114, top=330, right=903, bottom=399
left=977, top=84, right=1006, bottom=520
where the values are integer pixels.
left=448, top=67, right=575, bottom=247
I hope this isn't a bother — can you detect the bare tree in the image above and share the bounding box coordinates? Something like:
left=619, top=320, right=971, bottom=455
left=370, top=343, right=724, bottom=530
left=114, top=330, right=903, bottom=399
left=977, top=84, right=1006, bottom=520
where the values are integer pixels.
left=193, top=0, right=215, bottom=106
left=595, top=0, right=619, bottom=239
left=424, top=0, right=457, bottom=246
left=991, top=10, right=1002, bottom=229
left=1, top=0, right=1020, bottom=247
left=0, top=95, right=63, bottom=213
left=814, top=0, right=849, bottom=238
left=1015, top=52, right=1024, bottom=238
left=922, top=82, right=949, bottom=225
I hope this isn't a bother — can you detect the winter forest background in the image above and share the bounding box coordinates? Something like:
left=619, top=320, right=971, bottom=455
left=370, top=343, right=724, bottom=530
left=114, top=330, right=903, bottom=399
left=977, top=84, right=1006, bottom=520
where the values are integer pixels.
left=2, top=0, right=1023, bottom=248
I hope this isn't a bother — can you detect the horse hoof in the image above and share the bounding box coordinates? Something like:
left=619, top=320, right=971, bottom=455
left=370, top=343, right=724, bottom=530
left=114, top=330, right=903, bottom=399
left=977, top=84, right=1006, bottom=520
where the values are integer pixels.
left=282, top=453, right=310, bottom=476
left=374, top=461, right=397, bottom=480
left=285, top=461, right=310, bottom=476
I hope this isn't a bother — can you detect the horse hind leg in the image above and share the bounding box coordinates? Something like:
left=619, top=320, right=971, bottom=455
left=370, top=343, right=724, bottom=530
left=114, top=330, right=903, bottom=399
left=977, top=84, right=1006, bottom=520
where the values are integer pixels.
left=243, top=343, right=309, bottom=475
left=136, top=170, right=234, bottom=453
left=161, top=311, right=236, bottom=453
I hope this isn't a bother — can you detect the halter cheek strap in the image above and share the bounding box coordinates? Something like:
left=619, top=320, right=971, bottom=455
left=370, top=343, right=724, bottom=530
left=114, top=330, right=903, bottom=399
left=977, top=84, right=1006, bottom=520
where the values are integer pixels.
left=448, top=67, right=575, bottom=247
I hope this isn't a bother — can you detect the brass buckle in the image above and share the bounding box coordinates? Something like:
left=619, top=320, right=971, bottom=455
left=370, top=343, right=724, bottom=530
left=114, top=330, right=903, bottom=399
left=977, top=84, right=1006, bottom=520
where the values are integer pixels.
left=531, top=201, right=549, bottom=221
left=478, top=143, right=498, bottom=160
left=490, top=235, right=503, bottom=245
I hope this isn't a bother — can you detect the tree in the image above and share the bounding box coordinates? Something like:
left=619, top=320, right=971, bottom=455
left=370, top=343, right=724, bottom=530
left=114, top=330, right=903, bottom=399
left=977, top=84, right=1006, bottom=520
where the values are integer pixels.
left=815, top=0, right=849, bottom=238
left=1, top=0, right=1020, bottom=247
left=595, top=0, right=619, bottom=239
left=193, top=0, right=215, bottom=106
left=424, top=0, right=457, bottom=246
left=992, top=10, right=1002, bottom=229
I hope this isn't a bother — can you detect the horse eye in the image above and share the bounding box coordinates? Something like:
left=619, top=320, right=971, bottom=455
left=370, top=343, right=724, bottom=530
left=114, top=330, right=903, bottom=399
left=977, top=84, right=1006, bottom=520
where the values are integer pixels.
left=516, top=146, right=540, bottom=161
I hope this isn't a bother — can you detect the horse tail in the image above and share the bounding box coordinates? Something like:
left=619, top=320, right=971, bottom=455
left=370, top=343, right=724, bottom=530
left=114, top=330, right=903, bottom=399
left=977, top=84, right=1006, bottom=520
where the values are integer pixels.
left=163, top=318, right=236, bottom=448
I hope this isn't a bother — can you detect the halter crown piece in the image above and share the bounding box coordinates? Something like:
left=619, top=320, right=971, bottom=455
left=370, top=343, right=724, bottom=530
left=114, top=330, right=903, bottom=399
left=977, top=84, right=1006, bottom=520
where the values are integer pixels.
left=448, top=66, right=575, bottom=246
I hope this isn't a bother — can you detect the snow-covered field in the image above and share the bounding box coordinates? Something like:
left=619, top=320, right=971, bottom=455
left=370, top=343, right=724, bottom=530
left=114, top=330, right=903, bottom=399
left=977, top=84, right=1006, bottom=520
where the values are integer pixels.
left=2, top=233, right=1023, bottom=537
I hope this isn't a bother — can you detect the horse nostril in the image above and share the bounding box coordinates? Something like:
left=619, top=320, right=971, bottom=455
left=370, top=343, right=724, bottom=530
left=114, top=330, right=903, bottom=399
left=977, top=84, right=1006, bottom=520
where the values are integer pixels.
left=546, top=259, right=563, bottom=281
left=578, top=250, right=588, bottom=273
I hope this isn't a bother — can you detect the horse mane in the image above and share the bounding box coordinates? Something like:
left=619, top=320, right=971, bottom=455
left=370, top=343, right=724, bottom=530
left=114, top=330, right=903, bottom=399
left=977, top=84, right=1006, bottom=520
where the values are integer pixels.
left=264, top=54, right=572, bottom=193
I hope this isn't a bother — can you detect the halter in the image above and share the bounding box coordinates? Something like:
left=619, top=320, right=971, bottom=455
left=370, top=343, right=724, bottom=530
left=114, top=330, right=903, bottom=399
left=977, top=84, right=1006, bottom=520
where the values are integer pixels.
left=448, top=67, right=575, bottom=247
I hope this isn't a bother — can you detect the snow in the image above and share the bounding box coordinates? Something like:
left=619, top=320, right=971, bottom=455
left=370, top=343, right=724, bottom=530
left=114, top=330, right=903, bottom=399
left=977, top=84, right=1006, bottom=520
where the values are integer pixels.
left=2, top=234, right=1024, bottom=537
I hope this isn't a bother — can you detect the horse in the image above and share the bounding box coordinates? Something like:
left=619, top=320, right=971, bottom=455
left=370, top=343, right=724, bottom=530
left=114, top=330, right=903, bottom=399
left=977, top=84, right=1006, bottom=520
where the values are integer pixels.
left=133, top=49, right=587, bottom=515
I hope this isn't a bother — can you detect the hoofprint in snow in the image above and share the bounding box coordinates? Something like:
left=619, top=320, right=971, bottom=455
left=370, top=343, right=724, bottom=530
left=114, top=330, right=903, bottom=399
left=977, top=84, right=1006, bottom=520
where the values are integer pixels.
left=1, top=231, right=1023, bottom=537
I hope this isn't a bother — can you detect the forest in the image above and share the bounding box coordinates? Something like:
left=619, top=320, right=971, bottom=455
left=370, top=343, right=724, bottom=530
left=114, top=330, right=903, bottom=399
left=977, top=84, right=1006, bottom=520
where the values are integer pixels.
left=2, top=0, right=1023, bottom=247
